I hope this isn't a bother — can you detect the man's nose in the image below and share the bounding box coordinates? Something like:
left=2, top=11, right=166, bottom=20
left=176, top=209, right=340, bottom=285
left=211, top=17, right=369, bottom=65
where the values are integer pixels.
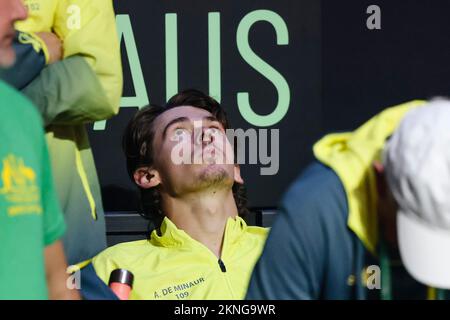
left=201, top=128, right=216, bottom=146
left=193, top=127, right=214, bottom=146
left=12, top=0, right=28, bottom=23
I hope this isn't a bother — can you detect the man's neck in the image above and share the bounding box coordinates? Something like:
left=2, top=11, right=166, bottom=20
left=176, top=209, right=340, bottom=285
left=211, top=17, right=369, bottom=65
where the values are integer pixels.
left=161, top=188, right=239, bottom=258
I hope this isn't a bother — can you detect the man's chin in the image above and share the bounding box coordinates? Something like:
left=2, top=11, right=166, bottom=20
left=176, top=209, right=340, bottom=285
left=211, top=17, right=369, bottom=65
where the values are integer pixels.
left=0, top=48, right=16, bottom=69
left=197, top=164, right=233, bottom=187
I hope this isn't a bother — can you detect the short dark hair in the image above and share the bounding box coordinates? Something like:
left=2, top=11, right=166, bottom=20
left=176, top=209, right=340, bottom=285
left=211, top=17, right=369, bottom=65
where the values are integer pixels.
left=123, top=89, right=249, bottom=228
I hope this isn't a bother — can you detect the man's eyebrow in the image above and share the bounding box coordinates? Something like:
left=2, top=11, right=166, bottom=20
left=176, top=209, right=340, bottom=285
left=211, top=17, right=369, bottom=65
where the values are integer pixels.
left=162, top=115, right=221, bottom=138
left=162, top=116, right=190, bottom=138
left=204, top=116, right=219, bottom=123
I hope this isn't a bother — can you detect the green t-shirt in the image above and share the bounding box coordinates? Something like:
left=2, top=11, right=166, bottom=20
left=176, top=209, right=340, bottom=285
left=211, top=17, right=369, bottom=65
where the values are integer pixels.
left=0, top=81, right=66, bottom=299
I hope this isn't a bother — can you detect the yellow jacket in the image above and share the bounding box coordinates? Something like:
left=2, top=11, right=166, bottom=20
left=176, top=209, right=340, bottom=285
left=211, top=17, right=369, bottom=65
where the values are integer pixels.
left=313, top=100, right=425, bottom=255
left=15, top=0, right=123, bottom=264
left=93, top=216, right=269, bottom=300
left=16, top=0, right=122, bottom=111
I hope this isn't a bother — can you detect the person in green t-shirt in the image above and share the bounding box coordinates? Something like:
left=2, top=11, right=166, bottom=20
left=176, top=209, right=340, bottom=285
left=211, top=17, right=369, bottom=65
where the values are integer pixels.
left=0, top=0, right=79, bottom=300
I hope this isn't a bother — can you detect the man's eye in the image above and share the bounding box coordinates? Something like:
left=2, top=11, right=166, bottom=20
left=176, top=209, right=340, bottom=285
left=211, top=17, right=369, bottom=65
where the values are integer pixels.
left=209, top=126, right=221, bottom=133
left=174, top=128, right=190, bottom=138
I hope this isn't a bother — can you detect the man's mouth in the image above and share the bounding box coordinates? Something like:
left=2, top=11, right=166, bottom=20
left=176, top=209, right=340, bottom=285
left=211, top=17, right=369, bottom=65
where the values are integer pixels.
left=191, top=145, right=228, bottom=164
left=2, top=29, right=15, bottom=45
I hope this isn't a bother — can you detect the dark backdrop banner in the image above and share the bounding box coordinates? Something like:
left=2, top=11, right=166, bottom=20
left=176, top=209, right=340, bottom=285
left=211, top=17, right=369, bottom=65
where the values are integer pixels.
left=87, top=0, right=450, bottom=212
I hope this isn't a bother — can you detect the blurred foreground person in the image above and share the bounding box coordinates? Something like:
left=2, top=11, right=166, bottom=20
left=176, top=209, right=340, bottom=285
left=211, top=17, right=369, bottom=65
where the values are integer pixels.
left=1, top=0, right=123, bottom=271
left=0, top=0, right=78, bottom=300
left=247, top=99, right=450, bottom=300
left=93, top=90, right=268, bottom=300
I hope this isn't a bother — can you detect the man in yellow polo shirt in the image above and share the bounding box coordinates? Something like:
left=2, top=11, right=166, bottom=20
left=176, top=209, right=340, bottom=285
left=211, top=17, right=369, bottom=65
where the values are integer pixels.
left=93, top=89, right=268, bottom=300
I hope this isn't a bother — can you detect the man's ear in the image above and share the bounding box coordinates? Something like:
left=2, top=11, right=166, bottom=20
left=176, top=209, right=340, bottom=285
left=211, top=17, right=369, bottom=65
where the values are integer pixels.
left=373, top=160, right=384, bottom=175
left=233, top=164, right=244, bottom=185
left=373, top=161, right=387, bottom=197
left=133, top=167, right=161, bottom=189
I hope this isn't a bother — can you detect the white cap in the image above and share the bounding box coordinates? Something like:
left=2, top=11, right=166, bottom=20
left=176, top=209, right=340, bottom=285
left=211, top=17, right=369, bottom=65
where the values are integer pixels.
left=384, top=98, right=450, bottom=289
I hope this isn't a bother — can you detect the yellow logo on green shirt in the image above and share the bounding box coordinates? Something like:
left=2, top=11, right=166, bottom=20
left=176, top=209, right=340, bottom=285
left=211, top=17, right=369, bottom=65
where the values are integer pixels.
left=0, top=154, right=42, bottom=216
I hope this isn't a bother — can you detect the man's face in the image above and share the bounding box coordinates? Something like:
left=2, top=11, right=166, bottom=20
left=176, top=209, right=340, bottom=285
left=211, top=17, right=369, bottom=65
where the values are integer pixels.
left=149, top=106, right=239, bottom=196
left=0, top=0, right=27, bottom=68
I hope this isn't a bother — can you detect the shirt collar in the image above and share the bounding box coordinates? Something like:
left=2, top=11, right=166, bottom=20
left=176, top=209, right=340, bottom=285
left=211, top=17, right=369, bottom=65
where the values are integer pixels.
left=149, top=215, right=248, bottom=249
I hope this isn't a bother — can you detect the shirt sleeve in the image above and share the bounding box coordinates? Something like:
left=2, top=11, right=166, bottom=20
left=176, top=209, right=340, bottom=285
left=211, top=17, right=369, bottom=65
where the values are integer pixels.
left=246, top=162, right=350, bottom=300
left=246, top=198, right=326, bottom=299
left=40, top=134, right=66, bottom=246
left=247, top=161, right=362, bottom=300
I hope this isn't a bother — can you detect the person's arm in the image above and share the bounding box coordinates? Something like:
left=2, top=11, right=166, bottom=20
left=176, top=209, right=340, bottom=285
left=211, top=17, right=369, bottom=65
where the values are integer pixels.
left=246, top=163, right=354, bottom=300
left=22, top=55, right=112, bottom=126
left=44, top=241, right=80, bottom=300
left=53, top=0, right=123, bottom=114
left=19, top=0, right=123, bottom=125
left=246, top=164, right=343, bottom=300
left=39, top=125, right=79, bottom=299
left=246, top=206, right=325, bottom=299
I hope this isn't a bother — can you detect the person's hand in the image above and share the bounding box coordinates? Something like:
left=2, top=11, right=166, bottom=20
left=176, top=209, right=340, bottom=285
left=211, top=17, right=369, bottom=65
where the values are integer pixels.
left=36, top=32, right=63, bottom=64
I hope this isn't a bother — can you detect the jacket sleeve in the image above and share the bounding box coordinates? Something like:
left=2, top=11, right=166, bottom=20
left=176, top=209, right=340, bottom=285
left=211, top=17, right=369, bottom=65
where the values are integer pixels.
left=0, top=31, right=46, bottom=89
left=18, top=0, right=123, bottom=125
left=53, top=0, right=123, bottom=115
left=246, top=207, right=325, bottom=300
left=246, top=184, right=327, bottom=299
left=22, top=56, right=112, bottom=127
left=246, top=163, right=355, bottom=300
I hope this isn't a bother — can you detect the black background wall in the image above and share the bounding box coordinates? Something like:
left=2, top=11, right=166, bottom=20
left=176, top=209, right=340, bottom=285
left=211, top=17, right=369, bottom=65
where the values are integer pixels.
left=88, top=0, right=450, bottom=213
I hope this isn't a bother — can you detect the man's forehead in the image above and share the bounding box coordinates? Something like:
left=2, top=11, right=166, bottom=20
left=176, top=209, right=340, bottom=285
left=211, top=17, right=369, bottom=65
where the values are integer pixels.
left=156, top=106, right=215, bottom=127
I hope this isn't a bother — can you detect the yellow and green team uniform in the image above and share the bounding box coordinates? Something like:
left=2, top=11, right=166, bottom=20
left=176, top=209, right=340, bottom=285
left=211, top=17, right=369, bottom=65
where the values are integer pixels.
left=0, top=81, right=66, bottom=299
left=247, top=100, right=448, bottom=300
left=13, top=0, right=123, bottom=265
left=93, top=216, right=268, bottom=300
